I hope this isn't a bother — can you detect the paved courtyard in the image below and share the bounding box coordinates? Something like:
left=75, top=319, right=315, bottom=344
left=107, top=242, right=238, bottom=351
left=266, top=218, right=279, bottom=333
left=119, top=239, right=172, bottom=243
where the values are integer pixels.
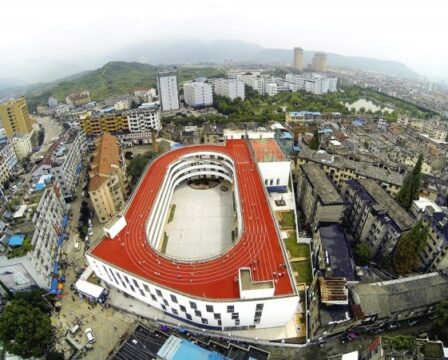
left=164, top=182, right=235, bottom=260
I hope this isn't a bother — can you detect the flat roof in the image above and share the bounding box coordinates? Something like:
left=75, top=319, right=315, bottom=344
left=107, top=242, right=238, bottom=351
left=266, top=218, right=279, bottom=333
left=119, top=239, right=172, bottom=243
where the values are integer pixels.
left=90, top=140, right=294, bottom=300
left=250, top=139, right=286, bottom=162
left=300, top=164, right=343, bottom=205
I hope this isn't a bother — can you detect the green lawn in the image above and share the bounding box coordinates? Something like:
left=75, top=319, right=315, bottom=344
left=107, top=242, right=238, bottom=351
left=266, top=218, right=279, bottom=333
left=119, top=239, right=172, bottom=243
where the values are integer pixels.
left=284, top=234, right=310, bottom=258
left=291, top=260, right=313, bottom=286
left=168, top=204, right=176, bottom=223
left=280, top=211, right=296, bottom=229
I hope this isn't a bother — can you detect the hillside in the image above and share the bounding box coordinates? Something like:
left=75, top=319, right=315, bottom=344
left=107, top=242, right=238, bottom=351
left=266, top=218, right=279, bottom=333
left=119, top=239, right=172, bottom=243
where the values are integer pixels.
left=25, top=62, right=225, bottom=111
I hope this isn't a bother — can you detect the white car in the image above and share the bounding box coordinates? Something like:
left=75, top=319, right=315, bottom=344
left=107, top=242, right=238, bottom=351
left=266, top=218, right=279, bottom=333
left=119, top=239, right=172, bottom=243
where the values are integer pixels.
left=88, top=227, right=93, bottom=236
left=85, top=328, right=96, bottom=343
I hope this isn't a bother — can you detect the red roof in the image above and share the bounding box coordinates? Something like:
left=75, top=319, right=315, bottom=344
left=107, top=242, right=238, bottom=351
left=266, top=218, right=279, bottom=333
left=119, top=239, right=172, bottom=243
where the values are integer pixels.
left=90, top=140, right=294, bottom=299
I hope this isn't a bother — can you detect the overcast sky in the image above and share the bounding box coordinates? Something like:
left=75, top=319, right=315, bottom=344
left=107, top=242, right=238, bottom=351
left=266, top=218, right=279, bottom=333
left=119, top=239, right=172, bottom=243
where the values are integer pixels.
left=1, top=0, right=447, bottom=83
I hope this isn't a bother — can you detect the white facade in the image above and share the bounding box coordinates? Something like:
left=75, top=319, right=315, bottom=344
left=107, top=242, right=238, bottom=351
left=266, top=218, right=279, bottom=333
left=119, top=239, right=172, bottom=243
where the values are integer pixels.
left=10, top=132, right=33, bottom=159
left=223, top=129, right=275, bottom=140
left=114, top=100, right=130, bottom=111
left=212, top=79, right=245, bottom=100
left=183, top=81, right=213, bottom=108
left=87, top=254, right=299, bottom=330
left=285, top=73, right=338, bottom=95
left=241, top=74, right=265, bottom=94
left=126, top=108, right=161, bottom=132
left=29, top=183, right=67, bottom=288
left=265, top=83, right=278, bottom=97
left=258, top=161, right=291, bottom=189
left=0, top=143, right=18, bottom=172
left=157, top=72, right=180, bottom=112
left=33, top=131, right=86, bottom=199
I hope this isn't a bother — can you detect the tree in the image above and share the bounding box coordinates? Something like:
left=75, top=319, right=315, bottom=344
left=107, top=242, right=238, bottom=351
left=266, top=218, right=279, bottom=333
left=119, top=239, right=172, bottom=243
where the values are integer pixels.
left=395, top=154, right=423, bottom=210
left=392, top=220, right=429, bottom=274
left=128, top=152, right=153, bottom=185
left=353, top=243, right=372, bottom=266
left=309, top=129, right=320, bottom=150
left=430, top=300, right=448, bottom=342
left=0, top=299, right=53, bottom=358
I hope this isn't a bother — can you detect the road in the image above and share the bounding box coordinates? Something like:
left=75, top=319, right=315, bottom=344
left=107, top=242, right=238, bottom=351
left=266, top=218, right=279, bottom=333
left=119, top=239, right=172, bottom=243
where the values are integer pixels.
left=34, top=116, right=62, bottom=153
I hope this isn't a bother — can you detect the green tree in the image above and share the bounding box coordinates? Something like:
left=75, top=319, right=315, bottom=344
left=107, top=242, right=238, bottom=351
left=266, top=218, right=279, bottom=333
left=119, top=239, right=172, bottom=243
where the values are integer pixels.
left=430, top=300, right=448, bottom=342
left=392, top=220, right=429, bottom=274
left=0, top=299, right=53, bottom=358
left=308, top=129, right=320, bottom=150
left=395, top=154, right=423, bottom=210
left=353, top=243, right=372, bottom=266
left=128, top=152, right=153, bottom=185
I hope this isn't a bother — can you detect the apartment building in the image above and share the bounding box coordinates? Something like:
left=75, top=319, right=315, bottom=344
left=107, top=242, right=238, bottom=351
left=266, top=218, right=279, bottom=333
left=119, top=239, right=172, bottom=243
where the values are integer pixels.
left=241, top=74, right=265, bottom=94
left=183, top=81, right=213, bottom=108
left=312, top=52, right=328, bottom=72
left=127, top=106, right=161, bottom=133
left=212, top=78, right=245, bottom=100
left=285, top=73, right=337, bottom=95
left=293, top=47, right=304, bottom=72
left=422, top=121, right=448, bottom=141
left=0, top=97, right=33, bottom=137
left=297, top=149, right=404, bottom=195
left=343, top=178, right=415, bottom=256
left=80, top=112, right=128, bottom=136
left=297, top=163, right=344, bottom=228
left=419, top=208, right=448, bottom=271
left=88, top=133, right=127, bottom=223
left=10, top=133, right=33, bottom=159
left=0, top=142, right=18, bottom=173
left=265, top=83, right=278, bottom=96
left=33, top=130, right=85, bottom=200
left=157, top=71, right=180, bottom=112
left=285, top=111, right=322, bottom=125
left=65, top=90, right=91, bottom=107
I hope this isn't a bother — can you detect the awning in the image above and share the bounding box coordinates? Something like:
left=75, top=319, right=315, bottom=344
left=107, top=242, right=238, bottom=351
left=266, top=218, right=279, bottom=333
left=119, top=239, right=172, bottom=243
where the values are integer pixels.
left=57, top=234, right=66, bottom=247
left=53, top=262, right=59, bottom=275
left=8, top=234, right=25, bottom=247
left=61, top=214, right=68, bottom=228
left=49, top=278, right=58, bottom=295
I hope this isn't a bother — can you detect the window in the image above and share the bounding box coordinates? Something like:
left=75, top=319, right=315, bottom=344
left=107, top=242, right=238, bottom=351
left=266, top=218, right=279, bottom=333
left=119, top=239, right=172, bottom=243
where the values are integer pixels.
left=256, top=303, right=264, bottom=311
left=227, top=305, right=234, bottom=313
left=269, top=179, right=273, bottom=185
left=150, top=294, right=157, bottom=302
left=143, top=284, right=150, bottom=293
left=180, top=305, right=186, bottom=312
left=206, top=305, right=214, bottom=313
left=163, top=299, right=169, bottom=306
left=170, top=294, right=178, bottom=303
left=255, top=311, right=262, bottom=318
left=218, top=320, right=222, bottom=326
left=231, top=313, right=239, bottom=320
left=156, top=289, right=162, bottom=297
left=133, top=279, right=139, bottom=288
left=172, top=308, right=178, bottom=315
left=201, top=318, right=208, bottom=325
left=130, top=285, right=135, bottom=292
left=189, top=301, right=197, bottom=310
left=276, top=178, right=280, bottom=185
left=235, top=319, right=240, bottom=326
left=214, top=313, right=221, bottom=320
left=194, top=310, right=202, bottom=317
left=161, top=304, right=166, bottom=311
left=186, top=313, right=192, bottom=321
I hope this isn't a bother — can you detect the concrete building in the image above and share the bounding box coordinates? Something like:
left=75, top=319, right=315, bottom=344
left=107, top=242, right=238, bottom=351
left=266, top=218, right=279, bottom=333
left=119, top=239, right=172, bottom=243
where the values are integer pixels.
left=134, top=88, right=156, bottom=103
left=312, top=52, right=328, bottom=72
left=297, top=163, right=344, bottom=228
left=32, top=130, right=85, bottom=200
left=0, top=97, right=33, bottom=137
left=297, top=149, right=404, bottom=196
left=343, top=179, right=415, bottom=256
left=80, top=112, right=129, bottom=136
left=48, top=96, right=58, bottom=108
left=88, top=133, right=127, bottom=223
left=157, top=71, right=180, bottom=112
left=183, top=81, right=213, bottom=108
left=65, top=90, right=91, bottom=107
left=10, top=132, right=33, bottom=159
left=285, top=73, right=337, bottom=95
left=286, top=111, right=322, bottom=125
left=0, top=180, right=67, bottom=290
left=265, top=83, right=278, bottom=97
left=0, top=142, right=18, bottom=173
left=127, top=107, right=161, bottom=133
left=351, top=273, right=448, bottom=328
left=419, top=208, right=448, bottom=271
left=212, top=79, right=245, bottom=100
left=422, top=122, right=448, bottom=141
left=241, top=74, right=264, bottom=94
left=293, top=47, right=304, bottom=72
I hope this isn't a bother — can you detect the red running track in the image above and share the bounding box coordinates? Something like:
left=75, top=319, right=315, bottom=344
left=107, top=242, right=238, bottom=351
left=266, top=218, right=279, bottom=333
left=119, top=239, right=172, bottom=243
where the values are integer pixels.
left=90, top=140, right=294, bottom=299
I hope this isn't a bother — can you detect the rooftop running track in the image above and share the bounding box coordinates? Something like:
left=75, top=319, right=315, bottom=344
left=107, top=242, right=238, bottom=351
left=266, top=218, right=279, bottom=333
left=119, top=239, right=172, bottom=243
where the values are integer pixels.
left=89, top=140, right=294, bottom=299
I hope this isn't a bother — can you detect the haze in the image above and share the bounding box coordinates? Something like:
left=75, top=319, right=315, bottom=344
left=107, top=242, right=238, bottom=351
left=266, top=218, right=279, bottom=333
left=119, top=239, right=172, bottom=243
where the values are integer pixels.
left=1, top=0, right=447, bottom=84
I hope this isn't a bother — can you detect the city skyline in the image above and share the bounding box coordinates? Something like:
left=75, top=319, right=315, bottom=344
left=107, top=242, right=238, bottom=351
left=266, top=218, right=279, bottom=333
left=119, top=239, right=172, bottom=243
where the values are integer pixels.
left=1, top=0, right=447, bottom=84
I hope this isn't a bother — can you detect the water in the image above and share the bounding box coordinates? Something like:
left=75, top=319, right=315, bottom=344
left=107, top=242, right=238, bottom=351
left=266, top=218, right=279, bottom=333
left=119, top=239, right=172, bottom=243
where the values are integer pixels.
left=344, top=98, right=394, bottom=113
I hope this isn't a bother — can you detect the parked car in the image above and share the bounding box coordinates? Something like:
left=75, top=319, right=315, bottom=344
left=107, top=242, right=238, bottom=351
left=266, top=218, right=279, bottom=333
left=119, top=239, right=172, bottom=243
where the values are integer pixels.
left=387, top=322, right=400, bottom=330
left=88, top=227, right=93, bottom=236
left=85, top=328, right=96, bottom=343
left=408, top=320, right=419, bottom=327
